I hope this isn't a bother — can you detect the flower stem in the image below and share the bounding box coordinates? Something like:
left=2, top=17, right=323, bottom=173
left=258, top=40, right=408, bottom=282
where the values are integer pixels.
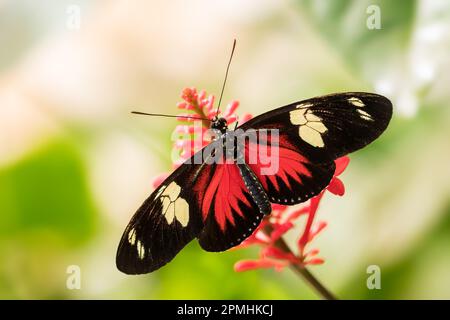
left=264, top=225, right=338, bottom=300
left=289, top=263, right=337, bottom=300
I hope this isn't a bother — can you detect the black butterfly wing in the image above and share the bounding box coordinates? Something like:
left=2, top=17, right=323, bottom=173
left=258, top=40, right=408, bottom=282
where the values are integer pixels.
left=116, top=162, right=206, bottom=274
left=239, top=92, right=392, bottom=204
left=239, top=92, right=392, bottom=160
left=116, top=141, right=271, bottom=272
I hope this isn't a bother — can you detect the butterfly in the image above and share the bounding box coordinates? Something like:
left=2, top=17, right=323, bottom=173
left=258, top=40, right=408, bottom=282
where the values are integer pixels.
left=116, top=91, right=392, bottom=274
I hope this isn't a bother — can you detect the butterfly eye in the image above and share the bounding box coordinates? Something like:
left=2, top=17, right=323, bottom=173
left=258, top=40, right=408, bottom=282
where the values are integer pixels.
left=218, top=118, right=227, bottom=126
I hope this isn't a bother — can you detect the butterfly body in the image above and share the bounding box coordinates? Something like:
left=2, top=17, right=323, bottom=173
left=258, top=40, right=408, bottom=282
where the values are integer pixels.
left=117, top=92, right=392, bottom=274
left=237, top=163, right=272, bottom=217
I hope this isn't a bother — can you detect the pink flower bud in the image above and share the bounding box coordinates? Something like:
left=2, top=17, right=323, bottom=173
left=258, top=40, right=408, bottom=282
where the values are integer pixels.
left=304, top=249, right=320, bottom=257
left=234, top=259, right=288, bottom=272
left=334, top=156, right=350, bottom=176
left=270, top=222, right=294, bottom=241
left=308, top=221, right=327, bottom=242
left=174, top=125, right=196, bottom=134
left=181, top=87, right=198, bottom=104
left=262, top=246, right=297, bottom=263
left=240, top=113, right=253, bottom=124
left=327, top=177, right=345, bottom=196
left=151, top=173, right=169, bottom=189
left=286, top=206, right=309, bottom=221
left=223, top=101, right=240, bottom=117
left=303, top=258, right=325, bottom=265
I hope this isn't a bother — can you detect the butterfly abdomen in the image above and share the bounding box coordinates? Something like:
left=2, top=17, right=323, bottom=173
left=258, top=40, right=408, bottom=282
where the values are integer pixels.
left=237, top=163, right=271, bottom=215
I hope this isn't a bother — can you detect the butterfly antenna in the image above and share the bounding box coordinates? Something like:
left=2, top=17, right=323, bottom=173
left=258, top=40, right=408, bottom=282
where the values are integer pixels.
left=216, top=39, right=237, bottom=118
left=131, top=111, right=211, bottom=121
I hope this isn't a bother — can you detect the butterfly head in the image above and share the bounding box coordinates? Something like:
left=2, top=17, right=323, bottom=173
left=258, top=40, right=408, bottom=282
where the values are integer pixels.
left=211, top=117, right=228, bottom=134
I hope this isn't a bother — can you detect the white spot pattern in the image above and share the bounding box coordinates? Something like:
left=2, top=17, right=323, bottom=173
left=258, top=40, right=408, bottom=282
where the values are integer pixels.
left=160, top=182, right=190, bottom=227
left=290, top=107, right=328, bottom=148
left=357, top=109, right=374, bottom=121
left=128, top=228, right=136, bottom=245
left=136, top=240, right=145, bottom=260
left=348, top=97, right=365, bottom=107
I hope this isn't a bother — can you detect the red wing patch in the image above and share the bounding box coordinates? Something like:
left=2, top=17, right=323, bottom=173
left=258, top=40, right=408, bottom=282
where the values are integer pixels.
left=196, top=162, right=268, bottom=252
left=201, top=163, right=250, bottom=231
left=245, top=131, right=335, bottom=205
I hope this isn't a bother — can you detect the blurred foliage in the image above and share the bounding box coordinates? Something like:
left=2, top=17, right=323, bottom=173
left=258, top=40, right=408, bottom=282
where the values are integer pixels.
left=297, top=0, right=417, bottom=70
left=0, top=138, right=98, bottom=298
left=341, top=200, right=450, bottom=300
left=0, top=140, right=97, bottom=243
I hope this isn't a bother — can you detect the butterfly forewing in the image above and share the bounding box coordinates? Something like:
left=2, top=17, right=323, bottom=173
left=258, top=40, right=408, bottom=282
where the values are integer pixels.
left=237, top=92, right=392, bottom=204
left=116, top=163, right=205, bottom=274
left=239, top=92, right=393, bottom=162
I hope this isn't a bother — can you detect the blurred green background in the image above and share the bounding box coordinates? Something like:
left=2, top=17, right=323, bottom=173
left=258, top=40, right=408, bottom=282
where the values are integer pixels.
left=1, top=0, right=450, bottom=299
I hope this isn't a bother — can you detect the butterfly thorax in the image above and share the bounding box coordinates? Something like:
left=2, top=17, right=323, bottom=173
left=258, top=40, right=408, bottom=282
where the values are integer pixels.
left=211, top=117, right=228, bottom=134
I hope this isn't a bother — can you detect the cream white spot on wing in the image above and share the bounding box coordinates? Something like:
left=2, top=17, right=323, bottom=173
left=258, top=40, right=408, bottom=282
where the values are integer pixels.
left=136, top=240, right=145, bottom=260
left=289, top=109, right=307, bottom=125
left=299, top=125, right=325, bottom=148
left=168, top=202, right=176, bottom=224
left=357, top=109, right=373, bottom=121
left=296, top=102, right=313, bottom=109
left=348, top=97, right=365, bottom=107
left=306, top=121, right=328, bottom=133
left=291, top=108, right=327, bottom=147
left=164, top=182, right=181, bottom=201
left=159, top=182, right=190, bottom=226
left=174, top=198, right=189, bottom=227
left=128, top=228, right=136, bottom=245
left=161, top=196, right=170, bottom=213
left=305, top=112, right=321, bottom=122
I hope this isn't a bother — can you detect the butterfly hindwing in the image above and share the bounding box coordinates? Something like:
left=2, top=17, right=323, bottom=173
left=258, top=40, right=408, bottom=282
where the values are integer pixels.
left=196, top=160, right=271, bottom=252
left=244, top=131, right=336, bottom=205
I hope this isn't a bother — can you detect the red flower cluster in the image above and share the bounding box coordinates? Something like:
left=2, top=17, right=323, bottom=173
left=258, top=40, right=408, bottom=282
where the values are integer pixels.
left=234, top=156, right=349, bottom=272
left=152, top=87, right=250, bottom=187
left=155, top=87, right=350, bottom=274
left=177, top=87, right=240, bottom=125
